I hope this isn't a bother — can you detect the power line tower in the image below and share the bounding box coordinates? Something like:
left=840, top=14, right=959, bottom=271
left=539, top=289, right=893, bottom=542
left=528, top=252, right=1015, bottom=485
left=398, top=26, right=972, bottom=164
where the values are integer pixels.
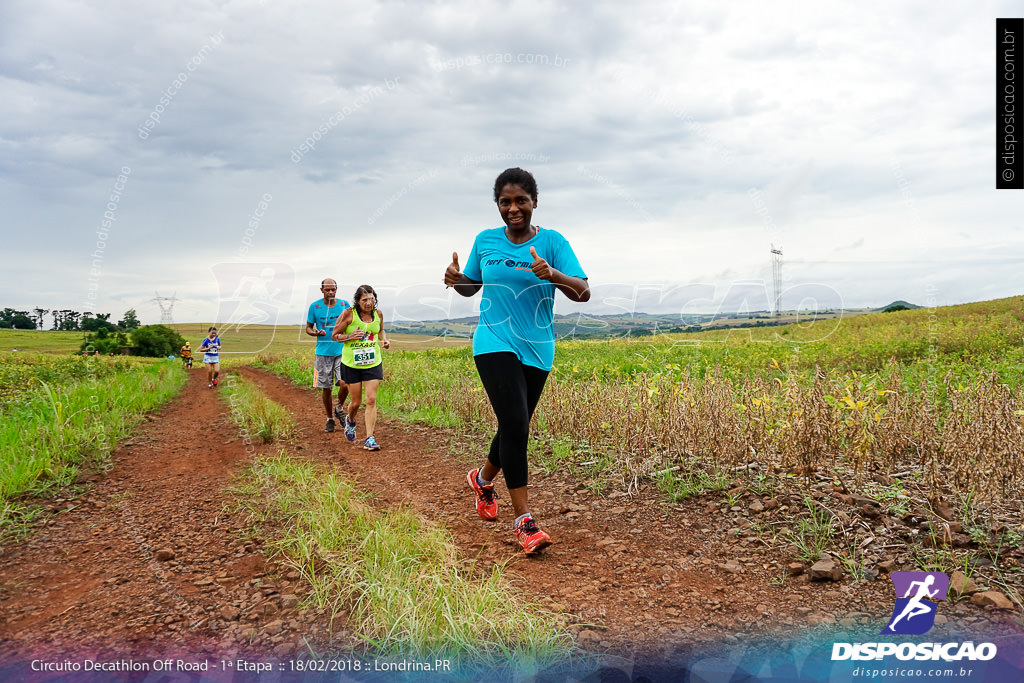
left=152, top=291, right=179, bottom=326
left=770, top=245, right=783, bottom=317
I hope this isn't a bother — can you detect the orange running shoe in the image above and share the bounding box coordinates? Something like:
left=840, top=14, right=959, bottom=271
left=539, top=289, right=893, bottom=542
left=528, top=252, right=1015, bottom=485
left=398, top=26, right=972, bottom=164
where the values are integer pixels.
left=467, top=468, right=498, bottom=521
left=515, top=515, right=552, bottom=554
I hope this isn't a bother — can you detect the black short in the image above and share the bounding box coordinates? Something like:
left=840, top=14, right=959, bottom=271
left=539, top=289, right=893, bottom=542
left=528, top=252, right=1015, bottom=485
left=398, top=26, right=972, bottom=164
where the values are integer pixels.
left=340, top=363, right=384, bottom=384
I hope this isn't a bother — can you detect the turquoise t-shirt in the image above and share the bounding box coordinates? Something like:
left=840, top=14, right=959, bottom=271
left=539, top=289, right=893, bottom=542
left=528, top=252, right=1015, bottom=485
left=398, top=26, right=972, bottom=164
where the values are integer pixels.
left=307, top=298, right=349, bottom=357
left=463, top=226, right=587, bottom=371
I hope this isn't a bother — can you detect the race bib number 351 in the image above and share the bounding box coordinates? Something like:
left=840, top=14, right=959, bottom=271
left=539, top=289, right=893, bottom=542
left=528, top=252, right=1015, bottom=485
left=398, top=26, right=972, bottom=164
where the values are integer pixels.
left=353, top=347, right=377, bottom=366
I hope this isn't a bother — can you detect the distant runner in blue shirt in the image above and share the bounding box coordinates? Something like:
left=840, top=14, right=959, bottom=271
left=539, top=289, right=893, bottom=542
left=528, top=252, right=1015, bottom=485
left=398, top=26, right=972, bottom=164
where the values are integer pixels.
left=306, top=278, right=350, bottom=433
left=200, top=326, right=221, bottom=388
left=444, top=167, right=590, bottom=554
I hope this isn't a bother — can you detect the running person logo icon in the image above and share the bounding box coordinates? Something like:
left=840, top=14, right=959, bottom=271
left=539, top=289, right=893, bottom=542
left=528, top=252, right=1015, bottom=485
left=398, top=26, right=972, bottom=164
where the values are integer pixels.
left=881, top=572, right=950, bottom=635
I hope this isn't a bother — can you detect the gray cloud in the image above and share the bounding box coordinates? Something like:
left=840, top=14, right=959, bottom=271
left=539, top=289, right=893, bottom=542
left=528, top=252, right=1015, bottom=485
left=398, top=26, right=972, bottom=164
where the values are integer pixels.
left=1, top=0, right=1018, bottom=325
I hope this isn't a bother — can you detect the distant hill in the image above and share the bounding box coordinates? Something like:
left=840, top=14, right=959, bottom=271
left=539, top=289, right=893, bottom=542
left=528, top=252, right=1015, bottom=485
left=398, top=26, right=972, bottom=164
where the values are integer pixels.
left=387, top=308, right=872, bottom=339
left=877, top=300, right=922, bottom=313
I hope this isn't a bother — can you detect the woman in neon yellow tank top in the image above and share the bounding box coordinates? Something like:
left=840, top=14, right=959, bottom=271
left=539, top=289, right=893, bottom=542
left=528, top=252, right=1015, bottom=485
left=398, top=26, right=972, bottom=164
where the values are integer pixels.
left=332, top=284, right=390, bottom=451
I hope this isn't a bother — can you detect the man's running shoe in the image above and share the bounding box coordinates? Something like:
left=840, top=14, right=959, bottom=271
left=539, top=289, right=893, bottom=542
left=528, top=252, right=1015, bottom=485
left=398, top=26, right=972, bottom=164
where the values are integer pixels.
left=334, top=405, right=346, bottom=422
left=344, top=415, right=356, bottom=441
left=467, top=468, right=498, bottom=521
left=363, top=435, right=381, bottom=451
left=515, top=515, right=552, bottom=554
left=212, top=379, right=218, bottom=387
left=324, top=418, right=336, bottom=433
left=208, top=383, right=213, bottom=389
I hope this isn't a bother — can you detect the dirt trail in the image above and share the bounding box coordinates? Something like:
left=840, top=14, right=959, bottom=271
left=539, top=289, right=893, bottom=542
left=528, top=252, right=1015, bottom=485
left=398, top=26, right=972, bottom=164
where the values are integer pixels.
left=0, top=367, right=1019, bottom=668
left=0, top=371, right=337, bottom=663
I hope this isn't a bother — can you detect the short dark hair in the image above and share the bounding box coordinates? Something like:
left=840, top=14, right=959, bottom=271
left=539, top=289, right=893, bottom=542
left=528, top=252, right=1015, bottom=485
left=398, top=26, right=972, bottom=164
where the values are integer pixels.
left=208, top=326, right=217, bottom=332
left=493, top=167, right=538, bottom=203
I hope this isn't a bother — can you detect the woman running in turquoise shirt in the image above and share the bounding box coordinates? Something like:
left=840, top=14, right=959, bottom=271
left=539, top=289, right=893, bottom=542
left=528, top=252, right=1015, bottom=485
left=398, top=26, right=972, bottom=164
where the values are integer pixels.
left=444, top=167, right=590, bottom=554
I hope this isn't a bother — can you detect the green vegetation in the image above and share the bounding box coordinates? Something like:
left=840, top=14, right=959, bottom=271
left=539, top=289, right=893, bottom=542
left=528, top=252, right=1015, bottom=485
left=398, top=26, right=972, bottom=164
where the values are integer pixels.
left=656, top=465, right=731, bottom=502
left=130, top=325, right=188, bottom=358
left=787, top=495, right=837, bottom=564
left=0, top=307, right=144, bottom=332
left=0, top=324, right=465, bottom=363
left=172, top=323, right=467, bottom=361
left=0, top=308, right=37, bottom=330
left=0, top=354, right=186, bottom=537
left=0, top=353, right=132, bottom=408
left=0, top=330, right=87, bottom=355
left=79, top=313, right=118, bottom=332
left=79, top=328, right=132, bottom=355
left=251, top=353, right=312, bottom=386
left=220, top=373, right=296, bottom=443
left=233, top=453, right=570, bottom=668
left=118, top=308, right=140, bottom=330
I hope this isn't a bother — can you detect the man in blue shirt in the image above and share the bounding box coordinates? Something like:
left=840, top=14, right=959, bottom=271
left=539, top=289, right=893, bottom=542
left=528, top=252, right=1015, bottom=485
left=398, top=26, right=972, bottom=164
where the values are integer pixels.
left=306, top=278, right=349, bottom=432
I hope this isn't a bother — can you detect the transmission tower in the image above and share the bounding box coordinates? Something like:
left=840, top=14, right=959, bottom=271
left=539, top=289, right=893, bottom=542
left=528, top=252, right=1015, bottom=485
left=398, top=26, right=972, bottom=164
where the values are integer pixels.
left=152, top=291, right=179, bottom=326
left=770, top=245, right=783, bottom=318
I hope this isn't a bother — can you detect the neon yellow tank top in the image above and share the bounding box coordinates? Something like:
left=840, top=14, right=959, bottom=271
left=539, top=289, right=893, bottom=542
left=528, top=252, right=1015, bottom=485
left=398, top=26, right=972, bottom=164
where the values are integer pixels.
left=341, top=309, right=382, bottom=369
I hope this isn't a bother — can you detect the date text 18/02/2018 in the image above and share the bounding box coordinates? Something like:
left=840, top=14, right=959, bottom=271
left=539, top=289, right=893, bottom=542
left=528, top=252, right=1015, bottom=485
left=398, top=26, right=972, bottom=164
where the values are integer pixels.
left=286, top=658, right=452, bottom=673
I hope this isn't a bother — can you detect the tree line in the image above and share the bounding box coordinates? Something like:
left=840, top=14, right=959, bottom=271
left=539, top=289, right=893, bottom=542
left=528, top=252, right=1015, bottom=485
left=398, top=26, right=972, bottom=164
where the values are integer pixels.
left=1, top=307, right=187, bottom=358
left=0, top=308, right=141, bottom=331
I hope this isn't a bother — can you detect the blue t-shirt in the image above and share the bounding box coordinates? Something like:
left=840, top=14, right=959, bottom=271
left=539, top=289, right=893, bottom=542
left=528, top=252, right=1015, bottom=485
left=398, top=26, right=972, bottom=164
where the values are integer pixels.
left=307, top=299, right=349, bottom=357
left=463, top=226, right=587, bottom=371
left=200, top=336, right=221, bottom=358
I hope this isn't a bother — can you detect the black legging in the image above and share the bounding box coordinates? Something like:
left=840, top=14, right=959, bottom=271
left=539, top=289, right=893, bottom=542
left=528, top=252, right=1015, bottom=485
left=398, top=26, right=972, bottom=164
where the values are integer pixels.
left=474, top=352, right=549, bottom=490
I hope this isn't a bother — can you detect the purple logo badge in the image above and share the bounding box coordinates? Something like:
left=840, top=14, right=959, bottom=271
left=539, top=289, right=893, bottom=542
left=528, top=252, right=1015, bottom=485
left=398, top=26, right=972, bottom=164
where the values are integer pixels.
left=881, top=572, right=949, bottom=635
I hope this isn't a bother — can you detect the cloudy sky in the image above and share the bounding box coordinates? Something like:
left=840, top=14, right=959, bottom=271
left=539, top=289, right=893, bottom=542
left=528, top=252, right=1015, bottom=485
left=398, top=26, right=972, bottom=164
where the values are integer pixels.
left=2, top=0, right=1021, bottom=327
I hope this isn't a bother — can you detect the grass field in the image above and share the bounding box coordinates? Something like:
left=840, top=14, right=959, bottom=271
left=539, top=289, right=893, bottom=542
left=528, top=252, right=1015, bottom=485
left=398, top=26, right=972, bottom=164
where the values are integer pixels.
left=0, top=330, right=89, bottom=355
left=0, top=326, right=468, bottom=360
left=0, top=353, right=186, bottom=536
left=169, top=324, right=468, bottom=357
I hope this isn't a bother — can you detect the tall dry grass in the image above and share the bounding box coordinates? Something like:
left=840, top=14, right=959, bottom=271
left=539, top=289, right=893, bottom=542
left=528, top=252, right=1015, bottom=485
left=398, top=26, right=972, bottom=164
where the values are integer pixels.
left=431, top=365, right=1024, bottom=505
left=254, top=294, right=1024, bottom=506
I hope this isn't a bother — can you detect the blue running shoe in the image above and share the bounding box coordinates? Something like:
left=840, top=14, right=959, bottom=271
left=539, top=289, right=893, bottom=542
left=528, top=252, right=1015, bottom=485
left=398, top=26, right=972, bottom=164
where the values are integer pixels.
left=363, top=435, right=381, bottom=451
left=344, top=415, right=356, bottom=442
